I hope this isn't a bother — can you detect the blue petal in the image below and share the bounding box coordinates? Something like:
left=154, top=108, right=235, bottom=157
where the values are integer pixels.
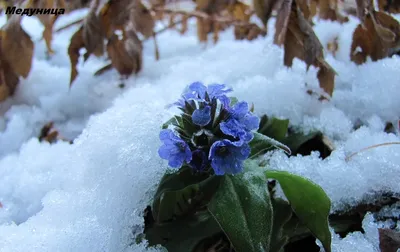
left=189, top=82, right=207, bottom=98
left=232, top=101, right=249, bottom=119
left=192, top=106, right=211, bottom=126
left=242, top=113, right=260, bottom=131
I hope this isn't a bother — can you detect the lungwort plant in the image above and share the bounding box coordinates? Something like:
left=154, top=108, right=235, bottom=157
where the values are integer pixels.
left=138, top=82, right=333, bottom=252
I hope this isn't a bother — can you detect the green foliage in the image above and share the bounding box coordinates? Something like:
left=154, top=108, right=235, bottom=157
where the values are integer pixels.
left=266, top=170, right=332, bottom=252
left=208, top=167, right=273, bottom=252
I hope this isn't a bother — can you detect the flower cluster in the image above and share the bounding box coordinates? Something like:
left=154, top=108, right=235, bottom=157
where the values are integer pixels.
left=158, top=82, right=259, bottom=175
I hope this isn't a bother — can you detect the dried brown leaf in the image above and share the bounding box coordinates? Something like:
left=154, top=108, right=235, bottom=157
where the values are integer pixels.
left=100, top=0, right=132, bottom=38
left=379, top=228, right=400, bottom=252
left=0, top=34, right=20, bottom=102
left=82, top=6, right=104, bottom=60
left=274, top=0, right=293, bottom=45
left=282, top=2, right=336, bottom=97
left=350, top=11, right=400, bottom=64
left=28, top=0, right=63, bottom=54
left=195, top=0, right=234, bottom=14
left=213, top=17, right=220, bottom=43
left=180, top=14, right=189, bottom=34
left=68, top=26, right=85, bottom=86
left=253, top=0, right=279, bottom=26
left=196, top=17, right=211, bottom=43
left=131, top=1, right=155, bottom=39
left=355, top=0, right=374, bottom=22
left=106, top=28, right=143, bottom=77
left=316, top=0, right=349, bottom=22
left=1, top=15, right=34, bottom=78
left=377, top=0, right=400, bottom=13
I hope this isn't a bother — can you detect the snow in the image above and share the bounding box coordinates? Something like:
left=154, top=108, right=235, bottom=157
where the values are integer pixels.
left=0, top=5, right=400, bottom=252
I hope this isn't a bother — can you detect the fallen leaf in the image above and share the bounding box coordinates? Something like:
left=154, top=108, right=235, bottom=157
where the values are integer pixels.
left=68, top=26, right=85, bottom=86
left=350, top=10, right=400, bottom=64
left=377, top=0, right=400, bottom=13
left=0, top=15, right=34, bottom=78
left=274, top=0, right=293, bottom=45
left=131, top=1, right=155, bottom=39
left=279, top=1, right=336, bottom=97
left=379, top=228, right=400, bottom=252
left=317, top=0, right=349, bottom=22
left=195, top=0, right=233, bottom=14
left=82, top=3, right=105, bottom=61
left=253, top=0, right=280, bottom=27
left=180, top=14, right=189, bottom=34
left=100, top=0, right=132, bottom=38
left=27, top=0, right=66, bottom=55
left=106, top=26, right=143, bottom=77
left=196, top=17, right=211, bottom=43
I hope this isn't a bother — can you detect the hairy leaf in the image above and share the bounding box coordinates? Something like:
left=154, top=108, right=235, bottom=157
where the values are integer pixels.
left=208, top=168, right=273, bottom=252
left=266, top=170, right=332, bottom=252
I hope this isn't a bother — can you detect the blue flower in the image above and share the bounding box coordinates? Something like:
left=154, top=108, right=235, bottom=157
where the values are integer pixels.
left=189, top=150, right=208, bottom=171
left=209, top=139, right=251, bottom=175
left=158, top=129, right=192, bottom=168
left=220, top=101, right=260, bottom=142
left=192, top=106, right=211, bottom=126
left=171, top=82, right=233, bottom=108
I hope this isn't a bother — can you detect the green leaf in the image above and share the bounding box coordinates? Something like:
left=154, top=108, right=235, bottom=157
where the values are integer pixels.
left=266, top=170, right=332, bottom=252
left=152, top=167, right=220, bottom=223
left=249, top=132, right=291, bottom=158
left=269, top=198, right=293, bottom=252
left=258, top=117, right=289, bottom=142
left=208, top=169, right=273, bottom=252
left=145, top=209, right=223, bottom=252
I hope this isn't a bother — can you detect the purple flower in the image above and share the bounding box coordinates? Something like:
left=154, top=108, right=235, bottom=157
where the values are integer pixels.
left=192, top=106, right=211, bottom=126
left=220, top=101, right=260, bottom=142
left=158, top=129, right=192, bottom=168
left=209, top=139, right=251, bottom=175
left=189, top=150, right=208, bottom=171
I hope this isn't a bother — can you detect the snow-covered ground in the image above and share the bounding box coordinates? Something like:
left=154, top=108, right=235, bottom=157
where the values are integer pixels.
left=0, top=6, right=400, bottom=252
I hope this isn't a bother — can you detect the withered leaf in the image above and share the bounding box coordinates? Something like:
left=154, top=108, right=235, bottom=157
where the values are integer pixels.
left=180, top=14, right=189, bottom=34
left=253, top=0, right=280, bottom=26
left=106, top=28, right=143, bottom=77
left=379, top=228, right=400, bottom=252
left=27, top=0, right=62, bottom=55
left=131, top=1, right=155, bottom=39
left=68, top=26, right=85, bottom=86
left=350, top=10, right=400, bottom=64
left=100, top=0, right=132, bottom=38
left=82, top=6, right=105, bottom=61
left=377, top=0, right=400, bottom=13
left=195, top=0, right=234, bottom=14
left=196, top=17, right=212, bottom=43
left=274, top=0, right=293, bottom=45
left=1, top=15, right=34, bottom=78
left=0, top=34, right=20, bottom=102
left=317, top=0, right=349, bottom=22
left=281, top=2, right=336, bottom=97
